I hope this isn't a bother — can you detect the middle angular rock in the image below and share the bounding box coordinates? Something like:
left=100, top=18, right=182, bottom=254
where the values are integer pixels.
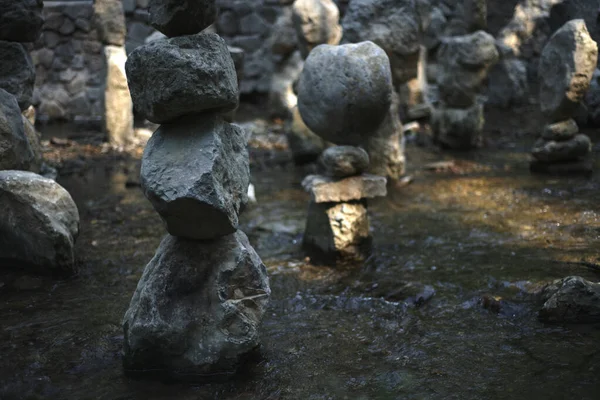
left=141, top=114, right=249, bottom=240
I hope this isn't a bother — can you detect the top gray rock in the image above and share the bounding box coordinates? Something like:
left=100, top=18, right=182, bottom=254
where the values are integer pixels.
left=126, top=32, right=239, bottom=124
left=94, top=0, right=127, bottom=46
left=0, top=0, right=44, bottom=42
left=149, top=0, right=217, bottom=37
left=342, top=0, right=427, bottom=84
left=297, top=41, right=393, bottom=146
left=293, top=0, right=343, bottom=59
left=539, top=19, right=598, bottom=122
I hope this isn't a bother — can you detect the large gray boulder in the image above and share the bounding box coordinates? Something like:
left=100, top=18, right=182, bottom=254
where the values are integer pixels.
left=123, top=231, right=270, bottom=378
left=539, top=276, right=600, bottom=323
left=0, top=89, right=35, bottom=171
left=0, top=0, right=44, bottom=43
left=141, top=114, right=249, bottom=240
left=126, top=33, right=239, bottom=124
left=539, top=19, right=598, bottom=122
left=149, top=0, right=217, bottom=38
left=292, top=0, right=343, bottom=59
left=342, top=0, right=426, bottom=84
left=297, top=41, right=393, bottom=146
left=0, top=41, right=35, bottom=111
left=0, top=171, right=79, bottom=274
left=437, top=31, right=499, bottom=107
left=94, top=0, right=126, bottom=46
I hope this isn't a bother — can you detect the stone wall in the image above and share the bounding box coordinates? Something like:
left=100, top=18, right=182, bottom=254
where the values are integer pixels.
left=32, top=1, right=105, bottom=124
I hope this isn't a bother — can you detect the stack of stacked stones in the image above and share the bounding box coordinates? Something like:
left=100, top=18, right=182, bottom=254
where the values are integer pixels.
left=432, top=30, right=499, bottom=150
left=297, top=41, right=395, bottom=263
left=121, top=0, right=270, bottom=380
left=531, top=20, right=598, bottom=175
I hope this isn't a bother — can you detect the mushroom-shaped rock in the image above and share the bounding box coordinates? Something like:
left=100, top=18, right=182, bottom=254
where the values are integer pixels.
left=297, top=41, right=393, bottom=146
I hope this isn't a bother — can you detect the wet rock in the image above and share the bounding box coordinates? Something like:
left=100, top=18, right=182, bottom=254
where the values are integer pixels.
left=286, top=106, right=327, bottom=165
left=302, top=174, right=387, bottom=203
left=531, top=134, right=592, bottom=162
left=94, top=0, right=127, bottom=46
left=141, top=114, right=249, bottom=240
left=431, top=104, right=484, bottom=150
left=487, top=58, right=529, bottom=108
left=0, top=0, right=44, bottom=43
left=123, top=231, right=270, bottom=378
left=0, top=41, right=35, bottom=111
left=341, top=0, right=425, bottom=84
left=148, top=0, right=216, bottom=38
left=539, top=20, right=598, bottom=122
left=437, top=31, right=499, bottom=107
left=126, top=33, right=239, bottom=124
left=0, top=89, right=35, bottom=171
left=297, top=41, right=393, bottom=145
left=321, top=146, right=369, bottom=178
left=0, top=171, right=79, bottom=274
left=292, top=0, right=342, bottom=59
left=104, top=46, right=134, bottom=146
left=541, top=119, right=579, bottom=141
left=303, top=200, right=371, bottom=264
left=539, top=276, right=600, bottom=323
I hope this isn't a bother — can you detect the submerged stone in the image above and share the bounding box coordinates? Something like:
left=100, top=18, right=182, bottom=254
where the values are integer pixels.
left=0, top=171, right=79, bottom=274
left=149, top=0, right=217, bottom=38
left=123, top=231, right=270, bottom=379
left=126, top=33, right=239, bottom=124
left=321, top=146, right=370, bottom=178
left=302, top=174, right=387, bottom=203
left=140, top=114, right=249, bottom=240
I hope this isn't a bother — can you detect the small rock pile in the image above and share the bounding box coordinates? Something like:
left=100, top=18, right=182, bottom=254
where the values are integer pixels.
left=122, top=0, right=270, bottom=380
left=432, top=30, right=499, bottom=150
left=303, top=147, right=387, bottom=263
left=0, top=0, right=80, bottom=275
left=531, top=20, right=598, bottom=175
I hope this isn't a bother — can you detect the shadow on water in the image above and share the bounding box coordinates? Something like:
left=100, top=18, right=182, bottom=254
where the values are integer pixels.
left=1, top=124, right=600, bottom=399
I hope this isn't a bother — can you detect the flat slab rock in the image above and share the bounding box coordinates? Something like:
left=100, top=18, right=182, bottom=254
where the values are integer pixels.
left=123, top=230, right=270, bottom=380
left=141, top=114, right=249, bottom=240
left=126, top=32, right=239, bottom=124
left=0, top=170, right=79, bottom=274
left=302, top=174, right=387, bottom=203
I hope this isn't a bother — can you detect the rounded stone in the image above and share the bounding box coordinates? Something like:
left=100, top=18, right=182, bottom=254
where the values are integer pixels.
left=321, top=145, right=369, bottom=178
left=541, top=119, right=579, bottom=141
left=297, top=41, right=393, bottom=146
left=532, top=134, right=592, bottom=162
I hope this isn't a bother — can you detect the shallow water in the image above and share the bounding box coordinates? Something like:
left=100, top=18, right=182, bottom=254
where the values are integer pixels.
left=1, top=126, right=600, bottom=399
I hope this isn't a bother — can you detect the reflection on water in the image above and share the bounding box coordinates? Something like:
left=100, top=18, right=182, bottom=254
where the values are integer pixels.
left=1, top=132, right=600, bottom=399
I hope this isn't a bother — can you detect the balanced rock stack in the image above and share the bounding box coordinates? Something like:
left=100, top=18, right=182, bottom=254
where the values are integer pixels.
left=432, top=30, right=499, bottom=150
left=531, top=20, right=598, bottom=175
left=302, top=146, right=387, bottom=263
left=122, top=0, right=270, bottom=380
left=0, top=0, right=80, bottom=276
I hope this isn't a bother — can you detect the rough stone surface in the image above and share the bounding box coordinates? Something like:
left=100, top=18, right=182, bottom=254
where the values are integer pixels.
left=297, top=41, right=393, bottom=145
left=487, top=58, right=529, bottom=108
left=0, top=0, right=44, bottom=42
left=341, top=0, right=425, bottom=85
left=104, top=46, right=134, bottom=146
left=126, top=33, right=239, bottom=123
left=0, top=89, right=35, bottom=171
left=141, top=114, right=249, bottom=240
left=302, top=174, right=387, bottom=203
left=123, top=231, right=270, bottom=378
left=303, top=200, right=371, bottom=263
left=292, top=0, right=342, bottom=59
left=539, top=19, right=598, bottom=122
left=541, top=119, right=579, bottom=141
left=286, top=106, right=327, bottom=165
left=94, top=0, right=127, bottom=46
left=321, top=146, right=369, bottom=178
left=432, top=104, right=485, bottom=150
left=0, top=170, right=79, bottom=274
left=0, top=41, right=35, bottom=111
left=148, top=0, right=217, bottom=38
left=539, top=276, right=600, bottom=323
left=532, top=134, right=592, bottom=162
left=437, top=31, right=499, bottom=107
